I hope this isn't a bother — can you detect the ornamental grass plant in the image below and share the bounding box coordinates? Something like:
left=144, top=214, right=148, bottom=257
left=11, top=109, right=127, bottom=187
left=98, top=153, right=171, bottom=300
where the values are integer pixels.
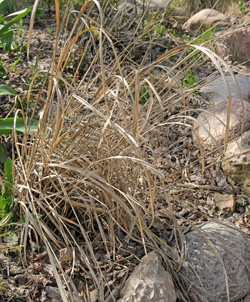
left=7, top=0, right=250, bottom=301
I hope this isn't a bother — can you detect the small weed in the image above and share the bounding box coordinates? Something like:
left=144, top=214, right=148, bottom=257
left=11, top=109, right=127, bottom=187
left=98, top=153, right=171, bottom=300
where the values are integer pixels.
left=133, top=84, right=150, bottom=105
left=0, top=158, right=14, bottom=220
left=185, top=27, right=216, bottom=46
left=142, top=13, right=167, bottom=39
left=182, top=69, right=197, bottom=89
left=233, top=43, right=237, bottom=62
left=0, top=59, right=7, bottom=79
left=10, top=55, right=22, bottom=71
left=47, top=27, right=52, bottom=36
left=239, top=0, right=244, bottom=14
left=155, top=22, right=166, bottom=37
left=0, top=5, right=32, bottom=53
left=0, top=0, right=17, bottom=15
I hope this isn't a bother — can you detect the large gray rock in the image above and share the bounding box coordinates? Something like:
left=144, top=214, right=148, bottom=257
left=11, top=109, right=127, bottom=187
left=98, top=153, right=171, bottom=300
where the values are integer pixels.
left=184, top=9, right=229, bottom=31
left=118, top=251, right=176, bottom=302
left=222, top=130, right=250, bottom=190
left=182, top=221, right=250, bottom=302
left=193, top=97, right=250, bottom=149
left=200, top=75, right=250, bottom=104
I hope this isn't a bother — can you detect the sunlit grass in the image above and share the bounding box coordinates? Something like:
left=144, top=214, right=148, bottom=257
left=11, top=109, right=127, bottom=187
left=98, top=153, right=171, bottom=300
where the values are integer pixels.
left=7, top=0, right=250, bottom=301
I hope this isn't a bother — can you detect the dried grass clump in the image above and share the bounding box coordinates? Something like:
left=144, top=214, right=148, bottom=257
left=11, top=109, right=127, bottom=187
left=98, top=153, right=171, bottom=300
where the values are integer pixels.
left=11, top=0, right=244, bottom=300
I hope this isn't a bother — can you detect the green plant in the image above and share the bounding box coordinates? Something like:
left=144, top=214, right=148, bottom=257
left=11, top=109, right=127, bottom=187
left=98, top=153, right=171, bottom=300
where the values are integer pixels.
left=0, top=0, right=17, bottom=15
left=185, top=27, right=216, bottom=46
left=0, top=59, right=7, bottom=79
left=12, top=18, right=25, bottom=52
left=0, top=117, right=39, bottom=135
left=0, top=84, right=17, bottom=96
left=133, top=84, right=151, bottom=104
left=143, top=15, right=167, bottom=39
left=239, top=0, right=244, bottom=13
left=0, top=157, right=14, bottom=220
left=0, top=116, right=39, bottom=165
left=47, top=26, right=52, bottom=36
left=0, top=84, right=39, bottom=164
left=182, top=69, right=197, bottom=89
left=0, top=4, right=32, bottom=53
left=10, top=55, right=22, bottom=70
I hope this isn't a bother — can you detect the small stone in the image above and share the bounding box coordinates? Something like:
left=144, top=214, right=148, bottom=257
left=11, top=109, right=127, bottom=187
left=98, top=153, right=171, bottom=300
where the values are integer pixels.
left=90, top=289, right=99, bottom=302
left=222, top=130, right=250, bottom=191
left=45, top=287, right=61, bottom=299
left=214, top=193, right=235, bottom=213
left=193, top=98, right=250, bottom=149
left=118, top=251, right=176, bottom=302
left=184, top=8, right=229, bottom=31
left=59, top=247, right=73, bottom=263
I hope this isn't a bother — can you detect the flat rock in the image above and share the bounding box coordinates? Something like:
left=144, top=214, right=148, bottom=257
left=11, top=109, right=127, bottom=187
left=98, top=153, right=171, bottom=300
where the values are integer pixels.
left=184, top=8, right=229, bottom=31
left=136, top=0, right=170, bottom=8
left=193, top=97, right=250, bottom=149
left=222, top=130, right=250, bottom=190
left=181, top=220, right=250, bottom=302
left=45, top=287, right=62, bottom=300
left=118, top=251, right=176, bottom=302
left=214, top=193, right=235, bottom=213
left=216, top=28, right=250, bottom=65
left=119, top=0, right=169, bottom=11
left=200, top=75, right=250, bottom=104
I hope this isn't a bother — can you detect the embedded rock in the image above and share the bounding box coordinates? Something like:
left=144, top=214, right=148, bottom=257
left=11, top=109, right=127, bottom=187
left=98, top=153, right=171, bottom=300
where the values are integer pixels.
left=222, top=130, right=250, bottom=190
left=118, top=251, right=176, bottom=302
left=200, top=75, right=250, bottom=104
left=136, top=0, right=170, bottom=8
left=184, top=8, right=229, bottom=31
left=216, top=28, right=250, bottom=65
left=214, top=193, right=235, bottom=213
left=193, top=98, right=250, bottom=149
left=182, top=221, right=250, bottom=302
left=119, top=0, right=169, bottom=12
left=244, top=294, right=250, bottom=302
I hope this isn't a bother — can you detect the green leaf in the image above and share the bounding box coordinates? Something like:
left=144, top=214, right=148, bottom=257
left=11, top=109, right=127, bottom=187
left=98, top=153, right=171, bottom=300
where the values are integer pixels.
left=1, top=29, right=13, bottom=52
left=0, top=157, right=14, bottom=217
left=0, top=142, right=7, bottom=164
left=10, top=55, right=22, bottom=71
left=0, top=6, right=33, bottom=36
left=1, top=195, right=12, bottom=213
left=0, top=63, right=7, bottom=79
left=4, top=157, right=14, bottom=186
left=0, top=118, right=39, bottom=135
left=0, top=196, right=7, bottom=211
left=0, top=84, right=17, bottom=96
left=10, top=233, right=18, bottom=242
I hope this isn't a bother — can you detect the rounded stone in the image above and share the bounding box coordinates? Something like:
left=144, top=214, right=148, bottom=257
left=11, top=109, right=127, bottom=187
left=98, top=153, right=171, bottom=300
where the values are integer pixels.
left=193, top=98, right=250, bottom=149
left=181, top=221, right=250, bottom=302
left=184, top=8, right=229, bottom=31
